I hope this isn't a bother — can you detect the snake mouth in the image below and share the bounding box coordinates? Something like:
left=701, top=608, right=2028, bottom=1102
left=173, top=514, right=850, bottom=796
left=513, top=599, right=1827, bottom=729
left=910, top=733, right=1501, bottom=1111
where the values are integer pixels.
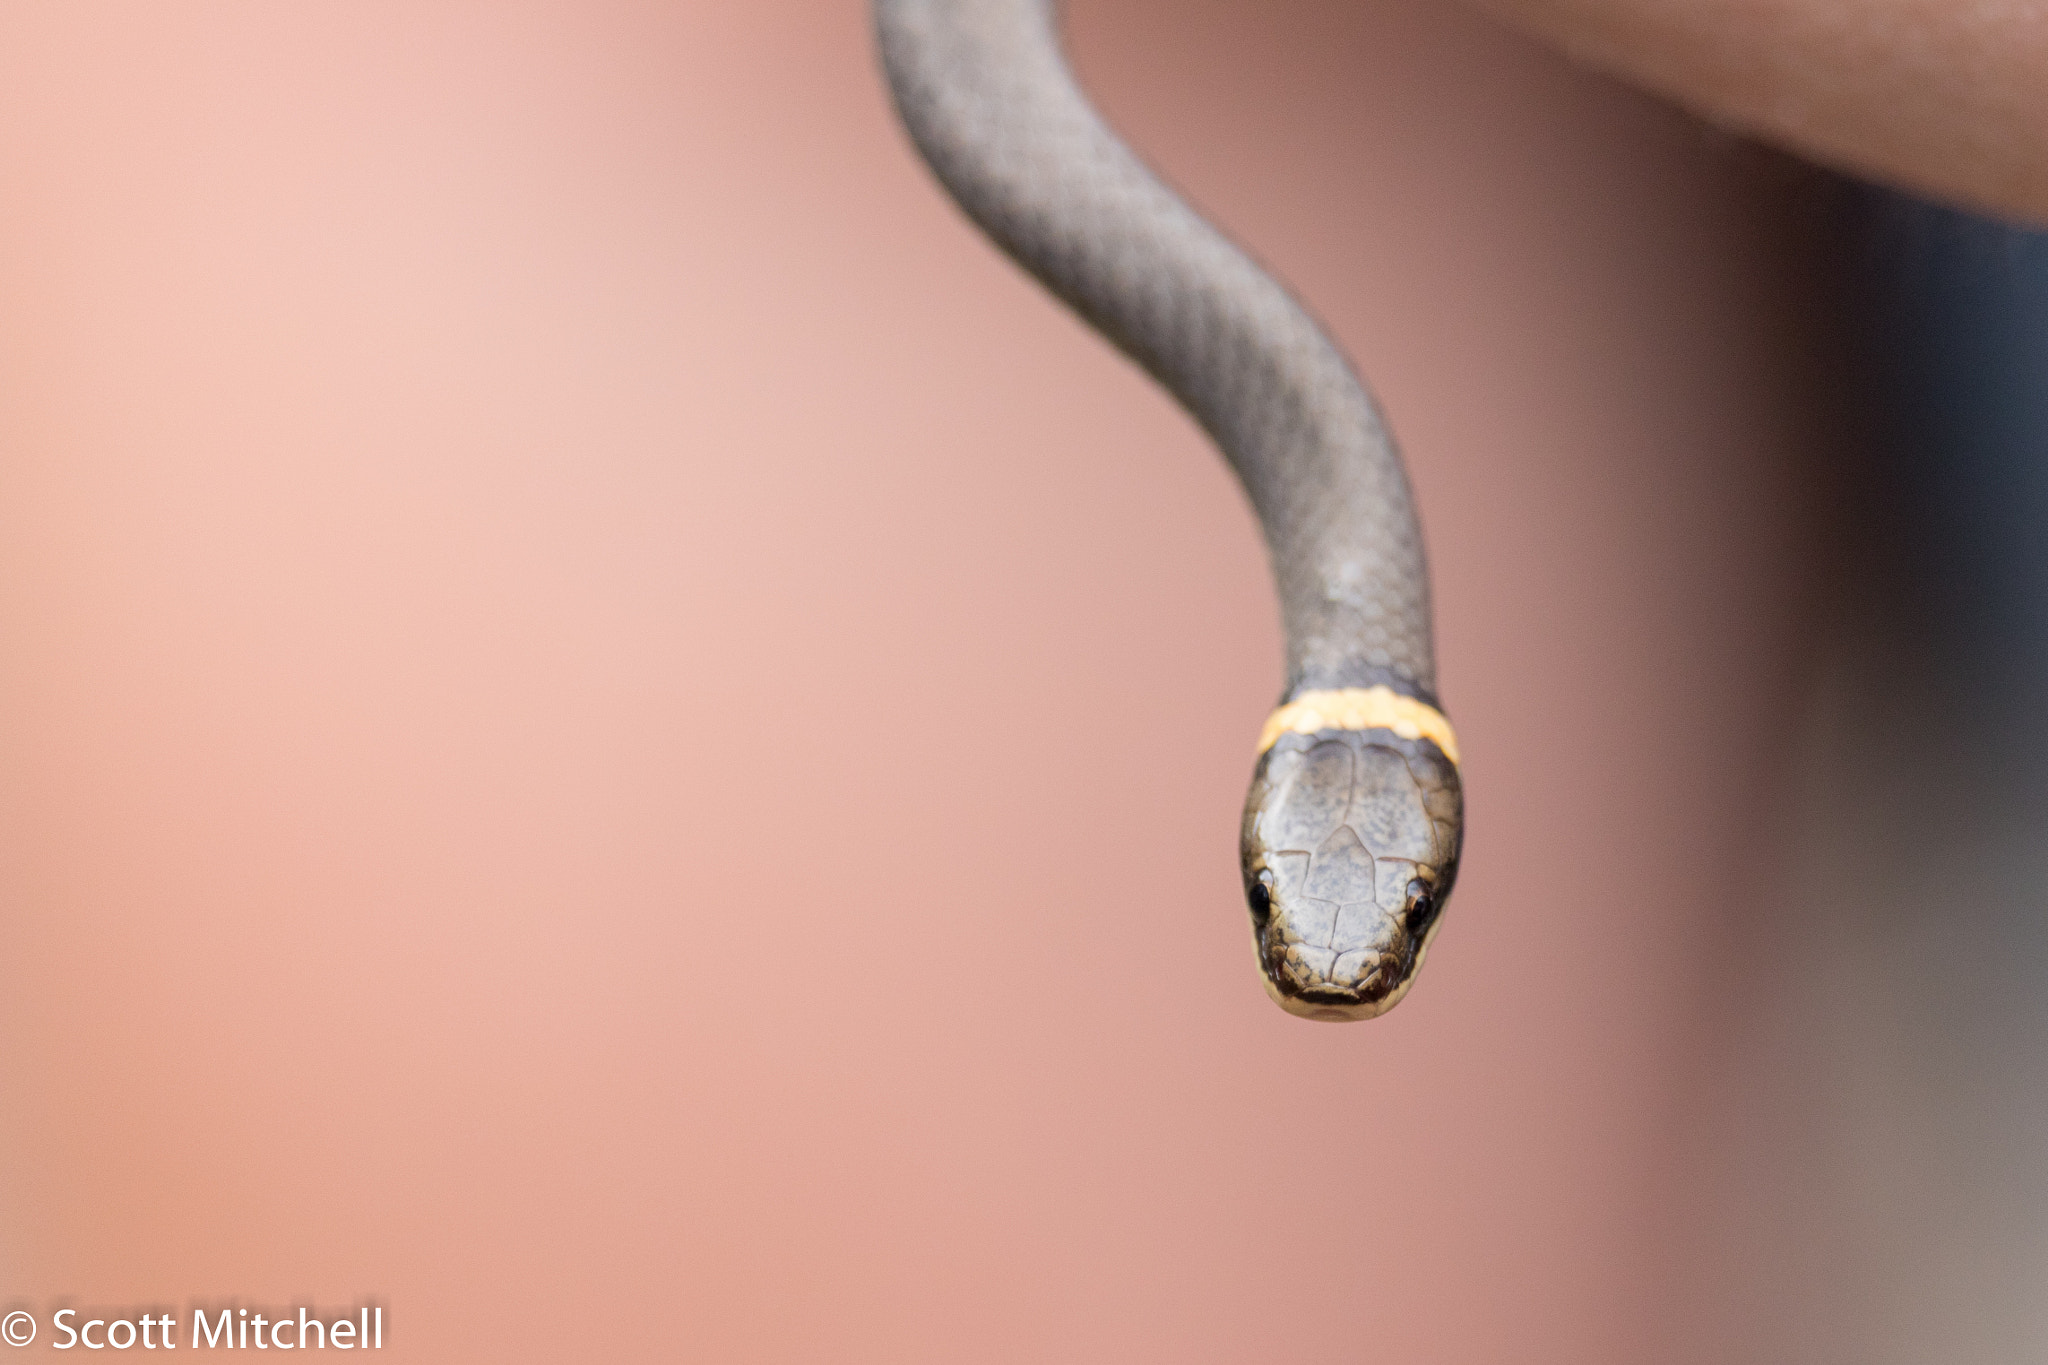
left=1258, top=944, right=1414, bottom=1022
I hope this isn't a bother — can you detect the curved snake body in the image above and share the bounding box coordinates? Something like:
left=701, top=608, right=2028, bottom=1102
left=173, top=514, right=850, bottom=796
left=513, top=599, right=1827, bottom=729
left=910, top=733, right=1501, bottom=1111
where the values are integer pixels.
left=876, top=0, right=1463, bottom=1019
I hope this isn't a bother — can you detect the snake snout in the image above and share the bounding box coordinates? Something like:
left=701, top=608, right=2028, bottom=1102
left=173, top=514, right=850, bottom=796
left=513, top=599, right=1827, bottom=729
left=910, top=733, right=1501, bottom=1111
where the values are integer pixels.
left=1256, top=917, right=1415, bottom=1021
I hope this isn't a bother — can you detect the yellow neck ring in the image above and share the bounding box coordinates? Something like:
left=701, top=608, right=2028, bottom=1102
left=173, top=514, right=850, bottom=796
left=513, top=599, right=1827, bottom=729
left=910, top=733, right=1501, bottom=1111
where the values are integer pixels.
left=1256, top=686, right=1460, bottom=764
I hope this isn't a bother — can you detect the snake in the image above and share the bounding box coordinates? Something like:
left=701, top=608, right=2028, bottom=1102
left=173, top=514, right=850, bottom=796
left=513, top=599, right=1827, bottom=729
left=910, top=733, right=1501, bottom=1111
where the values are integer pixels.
left=875, top=0, right=1464, bottom=1021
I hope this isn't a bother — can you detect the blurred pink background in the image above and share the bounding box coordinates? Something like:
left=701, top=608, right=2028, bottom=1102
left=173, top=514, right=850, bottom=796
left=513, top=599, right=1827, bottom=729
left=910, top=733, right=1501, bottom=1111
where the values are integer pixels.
left=0, top=1, right=1812, bottom=1359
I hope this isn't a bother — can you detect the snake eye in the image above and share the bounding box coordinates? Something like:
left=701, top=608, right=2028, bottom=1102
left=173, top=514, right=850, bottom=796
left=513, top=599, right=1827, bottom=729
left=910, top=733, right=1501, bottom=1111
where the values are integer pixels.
left=1248, top=873, right=1274, bottom=932
left=1405, top=878, right=1437, bottom=932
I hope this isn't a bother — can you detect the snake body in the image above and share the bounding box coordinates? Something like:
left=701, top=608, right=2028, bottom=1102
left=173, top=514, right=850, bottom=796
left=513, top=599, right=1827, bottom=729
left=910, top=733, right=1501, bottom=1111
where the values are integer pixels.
left=876, top=0, right=1463, bottom=1020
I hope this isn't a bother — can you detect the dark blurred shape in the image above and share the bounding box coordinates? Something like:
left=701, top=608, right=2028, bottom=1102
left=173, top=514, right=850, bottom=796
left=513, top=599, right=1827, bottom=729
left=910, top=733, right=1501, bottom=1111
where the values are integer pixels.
left=1677, top=188, right=2048, bottom=1365
left=1841, top=190, right=2048, bottom=772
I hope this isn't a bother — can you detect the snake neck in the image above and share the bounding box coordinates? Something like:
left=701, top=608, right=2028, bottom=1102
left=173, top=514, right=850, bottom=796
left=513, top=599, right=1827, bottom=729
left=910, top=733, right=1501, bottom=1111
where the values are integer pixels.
left=874, top=0, right=1438, bottom=694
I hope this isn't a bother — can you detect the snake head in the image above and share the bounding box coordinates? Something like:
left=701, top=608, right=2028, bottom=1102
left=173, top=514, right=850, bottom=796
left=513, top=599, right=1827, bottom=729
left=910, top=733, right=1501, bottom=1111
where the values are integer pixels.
left=1241, top=728, right=1463, bottom=1021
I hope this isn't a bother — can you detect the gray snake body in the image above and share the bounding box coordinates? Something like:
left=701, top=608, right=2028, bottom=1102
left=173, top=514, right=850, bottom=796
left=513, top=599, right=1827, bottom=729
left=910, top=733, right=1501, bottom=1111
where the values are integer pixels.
left=876, top=0, right=1463, bottom=1019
